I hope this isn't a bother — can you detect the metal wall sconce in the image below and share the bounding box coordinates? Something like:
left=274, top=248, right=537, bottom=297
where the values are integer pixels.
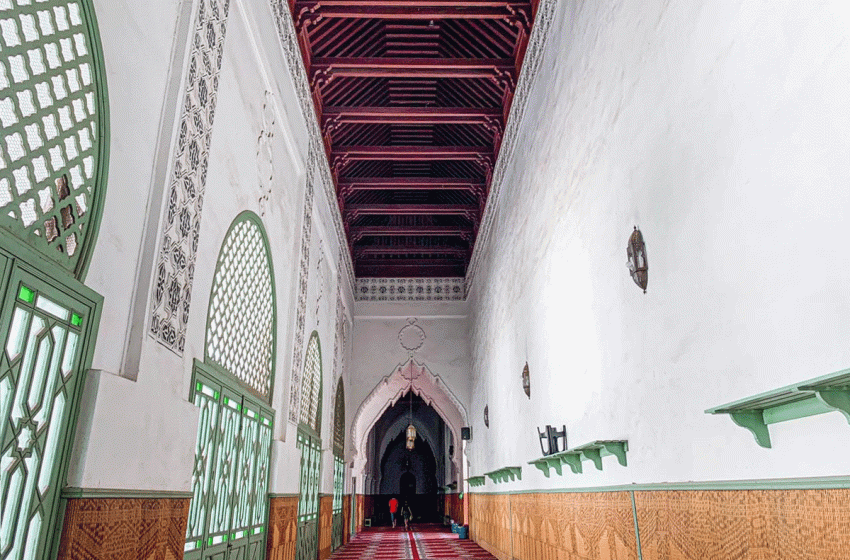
left=537, top=425, right=567, bottom=456
left=627, top=227, right=648, bottom=293
left=522, top=363, right=531, bottom=398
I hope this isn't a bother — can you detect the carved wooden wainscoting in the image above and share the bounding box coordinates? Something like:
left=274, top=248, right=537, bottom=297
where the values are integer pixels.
left=318, top=495, right=333, bottom=560
left=469, top=488, right=850, bottom=560
left=355, top=494, right=366, bottom=533
left=445, top=493, right=465, bottom=525
left=267, top=495, right=299, bottom=560
left=56, top=497, right=190, bottom=560
left=635, top=489, right=850, bottom=560
left=343, top=494, right=351, bottom=545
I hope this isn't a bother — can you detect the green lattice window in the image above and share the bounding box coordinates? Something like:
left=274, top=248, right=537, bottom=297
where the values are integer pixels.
left=332, top=378, right=344, bottom=455
left=0, top=0, right=108, bottom=279
left=299, top=332, right=321, bottom=432
left=188, top=213, right=277, bottom=559
left=205, top=212, right=276, bottom=399
left=0, top=237, right=101, bottom=560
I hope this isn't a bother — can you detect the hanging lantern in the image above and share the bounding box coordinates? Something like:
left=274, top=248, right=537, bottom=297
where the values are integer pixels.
left=406, top=424, right=416, bottom=450
left=627, top=227, right=648, bottom=293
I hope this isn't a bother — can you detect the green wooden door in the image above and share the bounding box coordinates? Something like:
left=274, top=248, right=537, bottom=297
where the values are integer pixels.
left=295, top=430, right=321, bottom=560
left=331, top=455, right=344, bottom=550
left=185, top=365, right=273, bottom=560
left=0, top=238, right=101, bottom=560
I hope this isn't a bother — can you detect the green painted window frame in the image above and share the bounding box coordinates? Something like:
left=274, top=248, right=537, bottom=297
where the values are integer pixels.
left=299, top=331, right=323, bottom=438
left=0, top=0, right=110, bottom=281
left=204, top=211, right=277, bottom=403
left=706, top=368, right=850, bottom=448
left=0, top=231, right=102, bottom=560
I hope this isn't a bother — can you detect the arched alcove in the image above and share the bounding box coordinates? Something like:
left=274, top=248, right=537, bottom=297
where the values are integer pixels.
left=350, top=358, right=468, bottom=492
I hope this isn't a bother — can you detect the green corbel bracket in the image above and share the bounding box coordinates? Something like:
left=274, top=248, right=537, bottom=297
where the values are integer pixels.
left=527, top=458, right=554, bottom=478
left=466, top=476, right=485, bottom=487
left=484, top=466, right=523, bottom=483
left=600, top=441, right=629, bottom=467
left=811, top=390, right=850, bottom=424
left=730, top=411, right=771, bottom=449
left=545, top=456, right=563, bottom=476
left=559, top=452, right=583, bottom=474
left=580, top=447, right=603, bottom=470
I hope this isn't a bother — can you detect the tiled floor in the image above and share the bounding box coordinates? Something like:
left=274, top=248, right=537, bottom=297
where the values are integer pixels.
left=329, top=525, right=496, bottom=560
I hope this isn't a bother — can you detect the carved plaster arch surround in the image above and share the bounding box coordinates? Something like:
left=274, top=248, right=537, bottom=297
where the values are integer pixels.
left=351, top=358, right=468, bottom=488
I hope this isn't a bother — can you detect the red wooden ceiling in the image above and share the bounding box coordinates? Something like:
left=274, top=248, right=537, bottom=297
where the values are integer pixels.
left=289, top=0, right=538, bottom=277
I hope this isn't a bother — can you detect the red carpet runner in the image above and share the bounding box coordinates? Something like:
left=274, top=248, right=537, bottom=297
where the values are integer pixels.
left=328, top=525, right=497, bottom=560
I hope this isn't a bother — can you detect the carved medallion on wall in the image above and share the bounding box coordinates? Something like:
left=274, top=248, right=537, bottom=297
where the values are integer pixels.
left=398, top=318, right=426, bottom=354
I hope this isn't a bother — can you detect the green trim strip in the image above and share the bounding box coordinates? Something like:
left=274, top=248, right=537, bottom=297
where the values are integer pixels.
left=466, top=475, right=850, bottom=495
left=630, top=491, right=643, bottom=560
left=269, top=493, right=301, bottom=499
left=61, top=487, right=194, bottom=500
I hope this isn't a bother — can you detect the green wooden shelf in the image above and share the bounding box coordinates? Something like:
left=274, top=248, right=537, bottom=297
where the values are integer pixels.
left=528, top=440, right=628, bottom=477
left=467, top=476, right=486, bottom=487
left=706, top=367, right=850, bottom=449
left=483, top=466, right=522, bottom=484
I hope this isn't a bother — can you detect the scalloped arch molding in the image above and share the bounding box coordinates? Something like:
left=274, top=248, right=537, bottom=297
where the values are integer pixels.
left=351, top=358, right=468, bottom=486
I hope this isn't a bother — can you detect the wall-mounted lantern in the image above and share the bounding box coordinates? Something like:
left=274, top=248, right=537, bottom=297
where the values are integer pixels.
left=627, top=227, right=648, bottom=293
left=522, top=363, right=531, bottom=398
left=406, top=424, right=416, bottom=450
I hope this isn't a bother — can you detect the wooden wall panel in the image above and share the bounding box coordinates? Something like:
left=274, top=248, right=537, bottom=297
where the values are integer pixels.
left=635, top=489, right=850, bottom=560
left=469, top=493, right=513, bottom=560
left=356, top=494, right=366, bottom=533
left=267, top=495, right=298, bottom=560
left=511, top=492, right=637, bottom=560
left=56, top=497, right=189, bottom=560
left=318, top=496, right=333, bottom=560
left=343, top=494, right=351, bottom=545
left=469, top=488, right=850, bottom=560
left=445, top=492, right=465, bottom=525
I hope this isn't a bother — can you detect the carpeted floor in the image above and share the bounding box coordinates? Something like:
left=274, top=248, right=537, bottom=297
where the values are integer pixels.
left=328, top=525, right=496, bottom=560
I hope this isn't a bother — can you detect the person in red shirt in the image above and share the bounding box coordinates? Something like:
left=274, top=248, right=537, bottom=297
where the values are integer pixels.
left=388, top=497, right=399, bottom=528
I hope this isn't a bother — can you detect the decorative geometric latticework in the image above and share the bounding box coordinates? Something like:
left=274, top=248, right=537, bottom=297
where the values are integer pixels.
left=185, top=371, right=274, bottom=557
left=299, top=332, right=321, bottom=431
left=332, top=379, right=344, bottom=456
left=150, top=0, right=231, bottom=354
left=0, top=0, right=107, bottom=277
left=205, top=215, right=275, bottom=399
left=0, top=280, right=87, bottom=559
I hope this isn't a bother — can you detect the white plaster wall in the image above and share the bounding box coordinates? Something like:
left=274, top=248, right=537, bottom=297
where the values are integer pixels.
left=467, top=0, right=850, bottom=491
left=69, top=0, right=356, bottom=493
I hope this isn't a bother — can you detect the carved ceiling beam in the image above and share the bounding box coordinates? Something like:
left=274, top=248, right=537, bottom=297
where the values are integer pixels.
left=323, top=106, right=503, bottom=126
left=311, top=57, right=515, bottom=82
left=350, top=225, right=473, bottom=242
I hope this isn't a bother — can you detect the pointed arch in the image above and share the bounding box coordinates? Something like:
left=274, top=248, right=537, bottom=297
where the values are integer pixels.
left=350, top=358, right=468, bottom=480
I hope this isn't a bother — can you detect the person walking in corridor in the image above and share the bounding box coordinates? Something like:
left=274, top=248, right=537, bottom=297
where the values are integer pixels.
left=401, top=502, right=413, bottom=531
left=388, top=496, right=399, bottom=528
